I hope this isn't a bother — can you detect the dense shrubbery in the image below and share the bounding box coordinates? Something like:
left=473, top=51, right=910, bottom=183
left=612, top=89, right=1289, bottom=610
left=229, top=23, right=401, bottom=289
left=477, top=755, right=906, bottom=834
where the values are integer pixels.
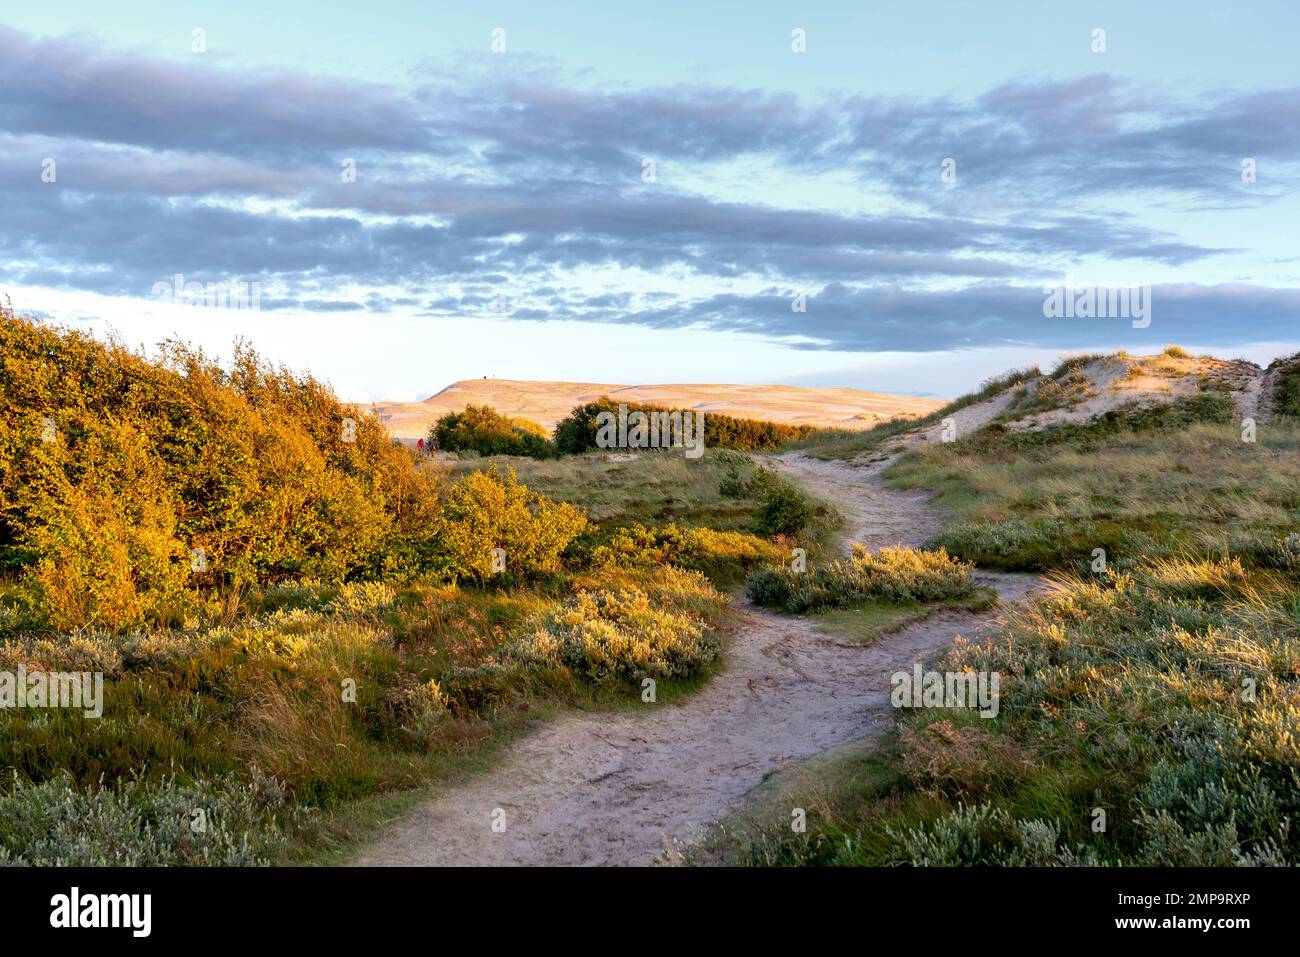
left=590, top=522, right=785, bottom=581
left=0, top=310, right=592, bottom=629
left=553, top=397, right=813, bottom=454
left=0, top=769, right=300, bottom=866
left=746, top=545, right=973, bottom=613
left=0, top=308, right=440, bottom=626
left=502, top=579, right=723, bottom=687
left=428, top=405, right=555, bottom=458
left=431, top=465, right=587, bottom=582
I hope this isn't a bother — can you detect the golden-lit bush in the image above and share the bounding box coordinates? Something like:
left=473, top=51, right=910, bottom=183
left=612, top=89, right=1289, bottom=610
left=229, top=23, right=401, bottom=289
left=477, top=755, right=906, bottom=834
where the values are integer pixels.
left=506, top=581, right=721, bottom=686
left=431, top=465, right=588, bottom=582
left=429, top=404, right=555, bottom=458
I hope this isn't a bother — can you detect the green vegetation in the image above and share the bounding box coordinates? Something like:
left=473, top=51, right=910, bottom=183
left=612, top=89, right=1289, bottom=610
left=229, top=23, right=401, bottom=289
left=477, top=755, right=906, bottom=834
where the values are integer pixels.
left=891, top=394, right=1243, bottom=571
left=808, top=590, right=995, bottom=647
left=746, top=545, right=974, bottom=614
left=448, top=447, right=761, bottom=531
left=553, top=397, right=814, bottom=454
left=450, top=448, right=840, bottom=576
left=0, top=307, right=772, bottom=864
left=427, top=405, right=556, bottom=458
left=786, top=366, right=1042, bottom=462
left=1273, top=353, right=1300, bottom=419
left=1002, top=369, right=1095, bottom=419
left=699, top=388, right=1300, bottom=866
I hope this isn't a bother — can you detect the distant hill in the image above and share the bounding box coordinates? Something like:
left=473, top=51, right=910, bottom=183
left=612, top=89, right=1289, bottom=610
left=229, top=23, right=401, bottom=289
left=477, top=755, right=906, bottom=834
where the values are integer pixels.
left=374, top=379, right=946, bottom=439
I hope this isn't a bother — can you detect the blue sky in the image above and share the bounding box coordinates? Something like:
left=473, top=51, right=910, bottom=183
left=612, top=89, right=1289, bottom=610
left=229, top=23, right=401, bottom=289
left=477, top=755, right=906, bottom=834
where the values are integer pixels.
left=3, top=2, right=1298, bottom=400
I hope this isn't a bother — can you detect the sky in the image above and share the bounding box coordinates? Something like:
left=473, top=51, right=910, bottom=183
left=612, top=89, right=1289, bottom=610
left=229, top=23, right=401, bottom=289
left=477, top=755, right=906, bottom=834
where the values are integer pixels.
left=2, top=1, right=1298, bottom=401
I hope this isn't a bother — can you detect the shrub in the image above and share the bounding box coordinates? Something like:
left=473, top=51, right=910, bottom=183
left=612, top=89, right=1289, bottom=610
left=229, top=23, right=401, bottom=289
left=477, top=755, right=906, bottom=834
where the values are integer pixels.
left=746, top=545, right=973, bottom=613
left=429, top=405, right=555, bottom=458
left=20, top=418, right=191, bottom=630
left=0, top=768, right=300, bottom=866
left=748, top=470, right=814, bottom=536
left=552, top=398, right=813, bottom=454
left=503, top=582, right=721, bottom=686
left=1272, top=354, right=1300, bottom=419
left=431, top=465, right=588, bottom=582
left=589, top=522, right=784, bottom=583
left=0, top=308, right=442, bottom=624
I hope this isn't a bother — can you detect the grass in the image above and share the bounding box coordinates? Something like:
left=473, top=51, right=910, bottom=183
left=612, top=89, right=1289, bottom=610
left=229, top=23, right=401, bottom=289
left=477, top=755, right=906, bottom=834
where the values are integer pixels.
left=693, top=383, right=1300, bottom=867
left=809, top=588, right=995, bottom=646
left=889, top=396, right=1284, bottom=572
left=448, top=447, right=769, bottom=532
left=785, top=366, right=1042, bottom=462
left=0, top=562, right=736, bottom=864
left=451, top=446, right=843, bottom=573
left=1273, top=353, right=1300, bottom=419
left=746, top=545, right=976, bottom=614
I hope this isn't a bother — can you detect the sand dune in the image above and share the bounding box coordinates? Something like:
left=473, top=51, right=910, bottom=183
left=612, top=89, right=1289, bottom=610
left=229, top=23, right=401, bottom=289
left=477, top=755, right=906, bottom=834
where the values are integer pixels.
left=375, top=378, right=945, bottom=439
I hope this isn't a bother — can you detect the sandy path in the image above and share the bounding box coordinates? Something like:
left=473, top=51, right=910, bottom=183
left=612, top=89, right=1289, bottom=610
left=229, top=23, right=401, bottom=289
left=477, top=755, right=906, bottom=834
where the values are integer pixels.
left=352, top=454, right=1040, bottom=867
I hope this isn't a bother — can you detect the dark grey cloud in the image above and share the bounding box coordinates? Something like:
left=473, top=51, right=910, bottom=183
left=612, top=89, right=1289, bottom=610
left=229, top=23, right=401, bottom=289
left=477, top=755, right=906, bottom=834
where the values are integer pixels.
left=616, top=282, right=1300, bottom=353
left=1, top=26, right=1296, bottom=352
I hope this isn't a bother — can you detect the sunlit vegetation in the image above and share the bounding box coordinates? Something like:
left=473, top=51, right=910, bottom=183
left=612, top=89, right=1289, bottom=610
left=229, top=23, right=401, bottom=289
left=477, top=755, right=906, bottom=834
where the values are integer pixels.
left=0, top=306, right=801, bottom=864
left=553, top=397, right=814, bottom=454
left=785, top=366, right=1042, bottom=461
left=695, top=384, right=1300, bottom=866
left=427, top=404, right=556, bottom=459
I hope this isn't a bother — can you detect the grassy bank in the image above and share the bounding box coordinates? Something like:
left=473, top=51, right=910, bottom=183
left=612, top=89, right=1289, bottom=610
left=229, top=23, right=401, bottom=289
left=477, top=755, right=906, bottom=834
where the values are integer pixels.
left=696, top=389, right=1300, bottom=866
left=0, top=309, right=833, bottom=865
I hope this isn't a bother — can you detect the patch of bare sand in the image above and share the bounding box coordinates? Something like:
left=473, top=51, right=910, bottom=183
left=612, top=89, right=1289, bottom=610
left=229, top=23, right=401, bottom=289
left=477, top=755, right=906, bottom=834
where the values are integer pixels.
left=351, top=453, right=1041, bottom=867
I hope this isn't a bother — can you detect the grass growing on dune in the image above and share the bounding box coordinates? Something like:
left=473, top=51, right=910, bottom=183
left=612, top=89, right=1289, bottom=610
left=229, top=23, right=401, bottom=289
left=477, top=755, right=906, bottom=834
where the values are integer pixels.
left=694, top=389, right=1300, bottom=867
left=746, top=545, right=975, bottom=614
left=445, top=447, right=764, bottom=531
left=785, top=366, right=1042, bottom=462
left=889, top=396, right=1289, bottom=572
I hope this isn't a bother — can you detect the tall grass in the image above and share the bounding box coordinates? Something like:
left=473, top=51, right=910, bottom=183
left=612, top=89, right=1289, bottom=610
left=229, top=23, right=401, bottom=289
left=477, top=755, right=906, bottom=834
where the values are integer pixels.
left=695, top=388, right=1300, bottom=866
left=787, top=366, right=1042, bottom=461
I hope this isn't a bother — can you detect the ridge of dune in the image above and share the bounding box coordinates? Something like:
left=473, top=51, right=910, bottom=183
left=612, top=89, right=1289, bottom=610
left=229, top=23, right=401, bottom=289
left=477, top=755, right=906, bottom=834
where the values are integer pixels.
left=375, top=378, right=945, bottom=439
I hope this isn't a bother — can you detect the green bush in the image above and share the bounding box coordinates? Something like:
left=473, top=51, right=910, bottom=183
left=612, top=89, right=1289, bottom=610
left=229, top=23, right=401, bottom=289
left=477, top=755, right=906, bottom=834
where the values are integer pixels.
left=430, top=465, right=588, bottom=582
left=0, top=768, right=301, bottom=866
left=0, top=307, right=441, bottom=625
left=749, top=470, right=814, bottom=537
left=429, top=405, right=556, bottom=458
left=502, top=581, right=722, bottom=686
left=553, top=397, right=813, bottom=454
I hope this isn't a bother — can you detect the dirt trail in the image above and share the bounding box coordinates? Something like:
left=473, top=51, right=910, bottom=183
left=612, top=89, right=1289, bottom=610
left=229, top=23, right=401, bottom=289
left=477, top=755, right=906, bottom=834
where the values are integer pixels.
left=352, top=454, right=1041, bottom=867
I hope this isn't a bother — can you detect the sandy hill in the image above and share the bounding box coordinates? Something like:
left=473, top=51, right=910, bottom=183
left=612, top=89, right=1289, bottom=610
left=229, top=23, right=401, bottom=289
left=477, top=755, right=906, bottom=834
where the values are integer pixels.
left=375, top=379, right=945, bottom=440
left=888, top=350, right=1273, bottom=457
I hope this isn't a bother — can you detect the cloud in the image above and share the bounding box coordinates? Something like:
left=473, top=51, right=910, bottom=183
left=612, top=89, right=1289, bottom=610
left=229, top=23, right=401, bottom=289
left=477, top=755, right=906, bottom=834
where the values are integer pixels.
left=1, top=26, right=1296, bottom=352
